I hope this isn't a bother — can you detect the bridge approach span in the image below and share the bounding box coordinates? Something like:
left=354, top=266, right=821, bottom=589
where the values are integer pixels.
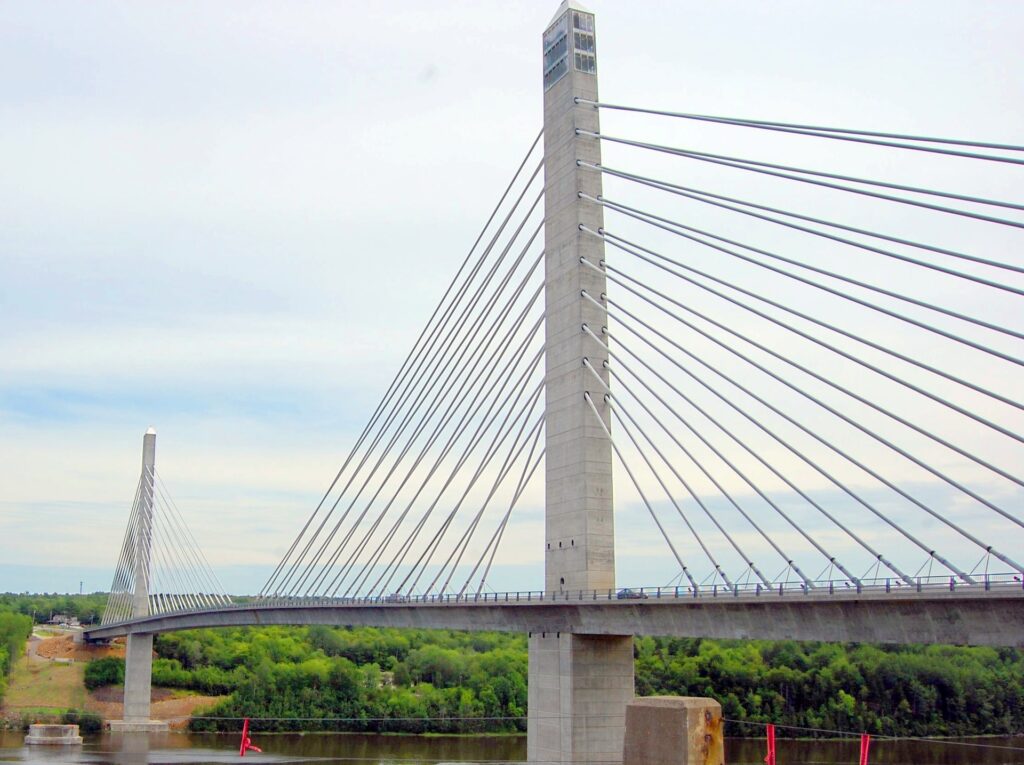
left=84, top=584, right=1024, bottom=648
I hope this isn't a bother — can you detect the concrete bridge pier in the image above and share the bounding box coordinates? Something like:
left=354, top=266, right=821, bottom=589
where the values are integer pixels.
left=120, top=633, right=157, bottom=723
left=529, top=633, right=634, bottom=764
left=529, top=4, right=633, bottom=763
left=110, top=429, right=167, bottom=733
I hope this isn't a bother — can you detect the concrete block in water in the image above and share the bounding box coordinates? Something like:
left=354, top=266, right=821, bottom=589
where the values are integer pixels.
left=24, top=724, right=84, bottom=746
left=623, top=697, right=725, bottom=765
left=108, top=719, right=169, bottom=732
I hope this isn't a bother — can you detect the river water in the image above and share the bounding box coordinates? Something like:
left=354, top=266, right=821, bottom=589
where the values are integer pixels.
left=2, top=730, right=1023, bottom=764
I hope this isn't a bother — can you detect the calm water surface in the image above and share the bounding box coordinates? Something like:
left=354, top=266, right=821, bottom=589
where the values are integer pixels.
left=1, top=731, right=1022, bottom=764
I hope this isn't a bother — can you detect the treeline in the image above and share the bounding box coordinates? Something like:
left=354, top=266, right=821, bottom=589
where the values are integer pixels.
left=635, top=637, right=1024, bottom=737
left=1, top=593, right=96, bottom=708
left=0, top=609, right=33, bottom=705
left=0, top=592, right=104, bottom=708
left=0, top=593, right=108, bottom=625
left=81, top=624, right=1024, bottom=737
left=151, top=626, right=527, bottom=733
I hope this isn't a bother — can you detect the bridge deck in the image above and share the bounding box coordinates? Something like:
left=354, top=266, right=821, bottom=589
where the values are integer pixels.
left=85, top=583, right=1024, bottom=647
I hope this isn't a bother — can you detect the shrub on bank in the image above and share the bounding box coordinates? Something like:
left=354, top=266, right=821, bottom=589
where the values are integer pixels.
left=62, top=709, right=103, bottom=734
left=84, top=657, right=124, bottom=689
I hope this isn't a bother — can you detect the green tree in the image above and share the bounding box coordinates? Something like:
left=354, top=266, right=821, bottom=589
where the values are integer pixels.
left=85, top=657, right=125, bottom=689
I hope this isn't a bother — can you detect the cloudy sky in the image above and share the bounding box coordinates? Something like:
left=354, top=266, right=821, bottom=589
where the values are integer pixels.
left=2, top=1, right=1022, bottom=595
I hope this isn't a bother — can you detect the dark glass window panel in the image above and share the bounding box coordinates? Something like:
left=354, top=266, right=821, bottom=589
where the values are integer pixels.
left=544, top=57, right=568, bottom=89
left=544, top=34, right=568, bottom=69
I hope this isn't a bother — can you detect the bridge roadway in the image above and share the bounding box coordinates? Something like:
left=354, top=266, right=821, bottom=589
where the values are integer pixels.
left=84, top=581, right=1024, bottom=648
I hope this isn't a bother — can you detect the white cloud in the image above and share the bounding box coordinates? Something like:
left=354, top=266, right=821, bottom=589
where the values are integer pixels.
left=2, top=1, right=1022, bottom=595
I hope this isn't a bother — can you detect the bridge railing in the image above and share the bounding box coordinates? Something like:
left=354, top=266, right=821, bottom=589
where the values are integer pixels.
left=94, top=572, right=1024, bottom=629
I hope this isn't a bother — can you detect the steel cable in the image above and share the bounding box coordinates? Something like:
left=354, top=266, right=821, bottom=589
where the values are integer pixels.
left=606, top=300, right=965, bottom=582
left=590, top=260, right=1019, bottom=577
left=347, top=346, right=545, bottom=599
left=589, top=343, right=888, bottom=585
left=462, top=424, right=546, bottom=597
left=401, top=382, right=546, bottom=596
left=264, top=149, right=544, bottom=595
left=588, top=193, right=1024, bottom=345
left=576, top=98, right=1024, bottom=163
left=585, top=228, right=1024, bottom=476
left=155, top=471, right=232, bottom=606
left=582, top=391, right=701, bottom=588
left=282, top=208, right=544, bottom=596
left=371, top=356, right=545, bottom=598
left=316, top=268, right=546, bottom=598
left=580, top=130, right=1024, bottom=228
left=602, top=305, right=915, bottom=584
left=580, top=161, right=1024, bottom=285
left=434, top=407, right=547, bottom=596
left=584, top=334, right=832, bottom=587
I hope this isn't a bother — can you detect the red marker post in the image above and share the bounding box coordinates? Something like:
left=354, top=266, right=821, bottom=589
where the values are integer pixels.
left=764, top=723, right=776, bottom=765
left=239, top=718, right=263, bottom=757
left=859, top=733, right=871, bottom=765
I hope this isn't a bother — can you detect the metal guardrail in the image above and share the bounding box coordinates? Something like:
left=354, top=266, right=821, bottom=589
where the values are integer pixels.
left=91, top=572, right=1024, bottom=631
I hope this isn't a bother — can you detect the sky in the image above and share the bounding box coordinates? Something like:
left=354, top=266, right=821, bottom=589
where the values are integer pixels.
left=1, top=1, right=1022, bottom=596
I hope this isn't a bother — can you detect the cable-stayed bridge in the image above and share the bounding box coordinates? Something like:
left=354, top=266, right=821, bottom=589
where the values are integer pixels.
left=83, top=1, right=1023, bottom=760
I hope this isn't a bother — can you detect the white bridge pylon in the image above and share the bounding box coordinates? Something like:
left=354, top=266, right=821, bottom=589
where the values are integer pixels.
left=102, top=429, right=232, bottom=626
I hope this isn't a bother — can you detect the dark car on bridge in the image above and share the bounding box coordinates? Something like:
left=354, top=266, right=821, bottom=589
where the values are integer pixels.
left=616, top=588, right=648, bottom=600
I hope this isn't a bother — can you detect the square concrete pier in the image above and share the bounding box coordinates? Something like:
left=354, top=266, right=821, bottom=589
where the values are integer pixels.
left=108, top=719, right=169, bottom=732
left=25, top=724, right=84, bottom=745
left=623, top=696, right=724, bottom=765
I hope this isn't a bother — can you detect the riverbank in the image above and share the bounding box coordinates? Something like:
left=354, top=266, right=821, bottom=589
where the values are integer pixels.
left=0, top=630, right=220, bottom=730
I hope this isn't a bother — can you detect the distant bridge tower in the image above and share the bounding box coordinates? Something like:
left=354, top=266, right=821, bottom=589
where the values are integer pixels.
left=528, top=3, right=634, bottom=764
left=111, top=428, right=167, bottom=732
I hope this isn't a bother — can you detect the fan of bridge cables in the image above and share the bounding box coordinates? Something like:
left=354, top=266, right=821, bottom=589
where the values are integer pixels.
left=102, top=467, right=232, bottom=624
left=574, top=98, right=1024, bottom=591
left=263, top=102, right=1024, bottom=600
left=261, top=132, right=548, bottom=601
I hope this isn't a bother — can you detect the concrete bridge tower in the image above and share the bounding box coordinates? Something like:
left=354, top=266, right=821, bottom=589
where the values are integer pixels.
left=111, top=428, right=167, bottom=732
left=528, top=3, right=635, bottom=763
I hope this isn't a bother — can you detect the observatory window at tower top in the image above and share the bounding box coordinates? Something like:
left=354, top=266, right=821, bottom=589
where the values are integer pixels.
left=571, top=11, right=597, bottom=75
left=543, top=8, right=597, bottom=90
left=573, top=10, right=594, bottom=33
left=543, top=12, right=569, bottom=90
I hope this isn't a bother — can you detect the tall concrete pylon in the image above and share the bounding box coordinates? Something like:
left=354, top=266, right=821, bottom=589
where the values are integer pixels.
left=111, top=428, right=167, bottom=731
left=131, top=428, right=156, bottom=621
left=528, top=3, right=634, bottom=763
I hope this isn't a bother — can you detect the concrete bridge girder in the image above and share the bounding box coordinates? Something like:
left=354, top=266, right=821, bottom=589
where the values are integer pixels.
left=85, top=588, right=1024, bottom=648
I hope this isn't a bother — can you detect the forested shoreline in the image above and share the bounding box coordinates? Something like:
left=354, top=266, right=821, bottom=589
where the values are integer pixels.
left=634, top=636, right=1024, bottom=737
left=160, top=627, right=528, bottom=733
left=3, top=595, right=1021, bottom=738
left=96, top=625, right=1024, bottom=737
